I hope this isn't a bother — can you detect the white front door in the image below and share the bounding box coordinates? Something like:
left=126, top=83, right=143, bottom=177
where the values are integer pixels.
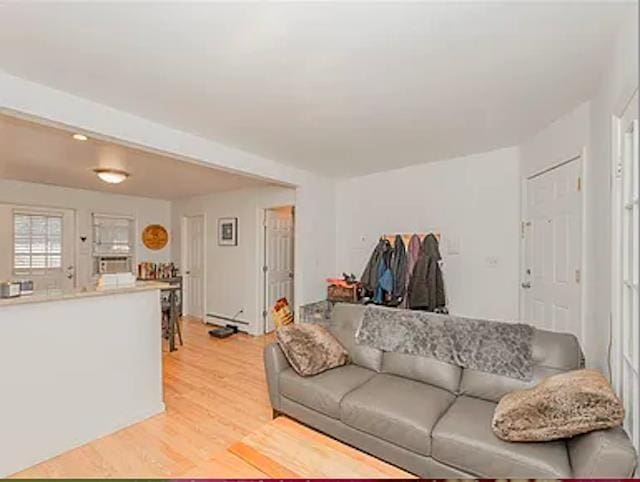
left=264, top=206, right=294, bottom=333
left=2, top=205, right=76, bottom=291
left=183, top=215, right=205, bottom=320
left=522, top=157, right=582, bottom=339
left=612, top=91, right=639, bottom=451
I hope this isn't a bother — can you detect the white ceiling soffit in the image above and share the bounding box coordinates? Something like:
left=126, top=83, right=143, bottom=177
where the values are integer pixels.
left=0, top=2, right=632, bottom=177
left=0, top=114, right=276, bottom=200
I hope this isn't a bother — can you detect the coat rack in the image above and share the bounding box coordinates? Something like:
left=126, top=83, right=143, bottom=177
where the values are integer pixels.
left=382, top=232, right=440, bottom=247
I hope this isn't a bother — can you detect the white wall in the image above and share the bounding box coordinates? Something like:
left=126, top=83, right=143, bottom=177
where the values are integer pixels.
left=0, top=179, right=171, bottom=287
left=336, top=147, right=520, bottom=321
left=0, top=72, right=338, bottom=309
left=171, top=185, right=295, bottom=335
left=586, top=12, right=638, bottom=373
left=519, top=101, right=591, bottom=178
left=518, top=11, right=638, bottom=372
left=293, top=176, right=336, bottom=311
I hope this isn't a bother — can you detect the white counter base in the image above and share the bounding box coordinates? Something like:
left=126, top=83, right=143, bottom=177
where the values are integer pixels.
left=0, top=288, right=164, bottom=477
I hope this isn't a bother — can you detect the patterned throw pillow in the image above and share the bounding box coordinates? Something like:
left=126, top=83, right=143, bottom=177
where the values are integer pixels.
left=276, top=323, right=349, bottom=377
left=492, top=369, right=624, bottom=442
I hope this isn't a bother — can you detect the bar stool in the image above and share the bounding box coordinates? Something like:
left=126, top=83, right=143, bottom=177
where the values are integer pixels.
left=162, top=286, right=183, bottom=352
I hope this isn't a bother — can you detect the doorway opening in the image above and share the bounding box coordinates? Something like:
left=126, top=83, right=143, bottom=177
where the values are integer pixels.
left=521, top=155, right=584, bottom=341
left=262, top=205, right=295, bottom=334
left=182, top=214, right=206, bottom=321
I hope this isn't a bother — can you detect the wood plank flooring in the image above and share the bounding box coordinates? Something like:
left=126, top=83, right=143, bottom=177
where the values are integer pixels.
left=12, top=317, right=274, bottom=478
left=229, top=416, right=415, bottom=478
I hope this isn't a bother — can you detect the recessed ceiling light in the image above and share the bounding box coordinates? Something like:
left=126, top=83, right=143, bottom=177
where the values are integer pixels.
left=94, top=168, right=130, bottom=184
left=72, top=133, right=88, bottom=141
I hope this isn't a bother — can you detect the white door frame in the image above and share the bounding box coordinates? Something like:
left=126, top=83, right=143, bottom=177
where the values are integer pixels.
left=257, top=204, right=295, bottom=334
left=519, top=150, right=587, bottom=343
left=181, top=213, right=207, bottom=321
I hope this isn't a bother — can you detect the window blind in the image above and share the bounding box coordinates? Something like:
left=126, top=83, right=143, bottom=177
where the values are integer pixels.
left=13, top=213, right=63, bottom=273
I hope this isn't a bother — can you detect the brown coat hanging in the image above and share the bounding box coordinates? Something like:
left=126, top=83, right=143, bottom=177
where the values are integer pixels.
left=407, top=234, right=446, bottom=311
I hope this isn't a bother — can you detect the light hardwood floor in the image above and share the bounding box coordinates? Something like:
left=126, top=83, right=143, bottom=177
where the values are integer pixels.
left=13, top=317, right=275, bottom=478
left=229, top=416, right=414, bottom=478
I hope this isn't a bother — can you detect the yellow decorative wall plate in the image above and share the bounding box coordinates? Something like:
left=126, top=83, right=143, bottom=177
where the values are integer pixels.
left=142, top=224, right=168, bottom=250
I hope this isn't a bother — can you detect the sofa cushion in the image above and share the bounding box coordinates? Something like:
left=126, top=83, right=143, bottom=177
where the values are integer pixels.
left=532, top=329, right=584, bottom=368
left=492, top=369, right=624, bottom=442
left=460, top=328, right=583, bottom=403
left=432, top=396, right=571, bottom=477
left=276, top=323, right=348, bottom=376
left=459, top=365, right=562, bottom=403
left=340, top=373, right=454, bottom=456
left=329, top=303, right=382, bottom=371
left=279, top=364, right=374, bottom=418
left=382, top=351, right=461, bottom=393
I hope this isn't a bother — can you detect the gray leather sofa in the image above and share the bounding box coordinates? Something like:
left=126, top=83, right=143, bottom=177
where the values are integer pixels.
left=264, top=303, right=638, bottom=478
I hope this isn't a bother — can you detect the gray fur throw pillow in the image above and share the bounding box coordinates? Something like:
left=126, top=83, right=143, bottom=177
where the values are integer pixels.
left=492, top=369, right=624, bottom=442
left=276, top=323, right=349, bottom=376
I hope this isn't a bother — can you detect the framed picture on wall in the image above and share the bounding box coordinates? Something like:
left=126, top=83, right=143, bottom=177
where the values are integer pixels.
left=218, top=217, right=238, bottom=246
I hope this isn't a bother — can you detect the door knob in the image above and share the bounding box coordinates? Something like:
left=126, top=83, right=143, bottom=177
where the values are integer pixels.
left=521, top=281, right=531, bottom=289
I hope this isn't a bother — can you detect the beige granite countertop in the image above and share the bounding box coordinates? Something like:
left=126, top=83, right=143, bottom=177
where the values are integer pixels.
left=0, top=281, right=171, bottom=307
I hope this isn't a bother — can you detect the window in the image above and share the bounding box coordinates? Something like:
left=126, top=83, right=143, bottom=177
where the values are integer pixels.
left=92, top=213, right=135, bottom=275
left=92, top=213, right=134, bottom=255
left=13, top=212, right=63, bottom=273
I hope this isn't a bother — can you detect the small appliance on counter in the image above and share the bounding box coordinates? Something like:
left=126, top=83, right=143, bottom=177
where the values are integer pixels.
left=18, top=280, right=34, bottom=295
left=0, top=281, right=21, bottom=298
left=97, top=272, right=136, bottom=289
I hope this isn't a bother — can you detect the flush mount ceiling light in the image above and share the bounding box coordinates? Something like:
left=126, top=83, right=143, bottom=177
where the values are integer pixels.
left=72, top=133, right=88, bottom=141
left=94, top=168, right=130, bottom=184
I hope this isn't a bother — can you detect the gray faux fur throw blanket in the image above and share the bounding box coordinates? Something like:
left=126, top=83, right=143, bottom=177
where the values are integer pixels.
left=356, top=305, right=535, bottom=380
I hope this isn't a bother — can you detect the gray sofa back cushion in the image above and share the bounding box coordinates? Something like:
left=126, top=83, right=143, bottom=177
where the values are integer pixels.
left=460, top=328, right=583, bottom=402
left=329, top=303, right=461, bottom=389
left=329, top=303, right=382, bottom=371
left=382, top=351, right=462, bottom=393
left=531, top=329, right=584, bottom=368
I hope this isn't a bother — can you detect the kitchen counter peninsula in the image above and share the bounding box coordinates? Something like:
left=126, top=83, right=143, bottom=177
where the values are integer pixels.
left=0, top=281, right=167, bottom=476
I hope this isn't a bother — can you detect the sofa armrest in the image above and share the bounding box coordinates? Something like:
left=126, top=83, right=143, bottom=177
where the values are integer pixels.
left=568, top=427, right=637, bottom=477
left=263, top=342, right=290, bottom=411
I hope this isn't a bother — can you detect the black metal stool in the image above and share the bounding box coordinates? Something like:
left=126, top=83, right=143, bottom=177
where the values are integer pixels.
left=162, top=286, right=183, bottom=352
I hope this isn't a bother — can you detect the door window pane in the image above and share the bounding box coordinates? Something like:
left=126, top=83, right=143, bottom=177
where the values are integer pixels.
left=13, top=213, right=63, bottom=274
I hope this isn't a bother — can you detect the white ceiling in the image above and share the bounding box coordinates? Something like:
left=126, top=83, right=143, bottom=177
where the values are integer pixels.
left=0, top=114, right=273, bottom=200
left=0, top=2, right=632, bottom=177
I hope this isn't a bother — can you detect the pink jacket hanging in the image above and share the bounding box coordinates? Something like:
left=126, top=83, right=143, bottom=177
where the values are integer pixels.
left=403, top=234, right=422, bottom=307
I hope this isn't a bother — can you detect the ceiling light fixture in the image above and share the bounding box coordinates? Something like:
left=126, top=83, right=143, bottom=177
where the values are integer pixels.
left=72, top=133, right=88, bottom=141
left=94, top=168, right=130, bottom=184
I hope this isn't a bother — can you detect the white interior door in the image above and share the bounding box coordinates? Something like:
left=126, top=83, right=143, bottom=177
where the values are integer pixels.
left=264, top=206, right=294, bottom=333
left=612, top=91, right=639, bottom=452
left=183, top=215, right=205, bottom=320
left=2, top=205, right=76, bottom=291
left=522, top=157, right=582, bottom=339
